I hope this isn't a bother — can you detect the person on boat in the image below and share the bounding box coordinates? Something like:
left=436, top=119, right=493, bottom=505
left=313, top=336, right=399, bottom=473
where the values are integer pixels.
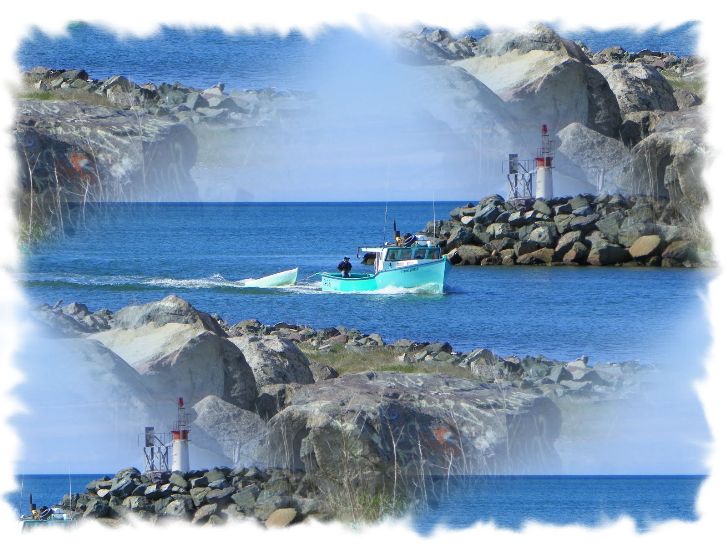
left=337, top=256, right=353, bottom=278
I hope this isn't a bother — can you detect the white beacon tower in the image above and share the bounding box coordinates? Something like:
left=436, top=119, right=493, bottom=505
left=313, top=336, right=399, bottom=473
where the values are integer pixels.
left=535, top=124, right=554, bottom=200
left=171, top=397, right=190, bottom=473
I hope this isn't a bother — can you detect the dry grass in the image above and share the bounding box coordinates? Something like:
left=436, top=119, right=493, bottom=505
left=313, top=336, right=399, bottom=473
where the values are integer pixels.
left=299, top=343, right=475, bottom=379
left=661, top=69, right=705, bottom=99
left=17, top=86, right=117, bottom=108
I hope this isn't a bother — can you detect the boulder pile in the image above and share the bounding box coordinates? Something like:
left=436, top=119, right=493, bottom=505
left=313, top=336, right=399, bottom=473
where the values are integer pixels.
left=21, top=68, right=305, bottom=128
left=59, top=465, right=329, bottom=527
left=424, top=193, right=709, bottom=267
left=34, top=295, right=648, bottom=525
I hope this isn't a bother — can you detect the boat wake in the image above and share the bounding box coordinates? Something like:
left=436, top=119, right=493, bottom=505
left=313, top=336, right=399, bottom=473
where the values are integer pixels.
left=21, top=272, right=296, bottom=292
left=21, top=273, right=448, bottom=296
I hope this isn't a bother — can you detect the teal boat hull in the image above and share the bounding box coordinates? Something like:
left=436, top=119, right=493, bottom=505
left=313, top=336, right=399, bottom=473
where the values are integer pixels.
left=321, top=258, right=449, bottom=293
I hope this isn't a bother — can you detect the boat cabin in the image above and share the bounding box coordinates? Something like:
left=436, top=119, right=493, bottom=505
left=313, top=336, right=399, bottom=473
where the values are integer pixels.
left=360, top=242, right=442, bottom=274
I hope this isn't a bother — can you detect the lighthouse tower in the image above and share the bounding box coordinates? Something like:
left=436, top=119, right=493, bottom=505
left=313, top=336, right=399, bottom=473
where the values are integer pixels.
left=171, top=397, right=190, bottom=473
left=535, top=124, right=554, bottom=200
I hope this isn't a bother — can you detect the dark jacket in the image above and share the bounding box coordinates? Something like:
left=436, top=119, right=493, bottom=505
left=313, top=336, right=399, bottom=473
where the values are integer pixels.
left=337, top=260, right=352, bottom=273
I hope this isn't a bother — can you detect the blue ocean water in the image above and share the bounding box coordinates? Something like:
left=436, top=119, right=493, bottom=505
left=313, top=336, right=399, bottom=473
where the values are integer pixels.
left=22, top=202, right=711, bottom=364
left=16, top=22, right=697, bottom=90
left=4, top=474, right=705, bottom=530
left=415, top=475, right=705, bottom=533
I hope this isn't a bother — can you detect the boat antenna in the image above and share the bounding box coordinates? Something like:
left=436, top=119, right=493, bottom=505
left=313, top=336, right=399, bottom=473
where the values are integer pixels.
left=383, top=201, right=388, bottom=246
left=432, top=191, right=437, bottom=238
left=383, top=161, right=391, bottom=246
left=18, top=472, right=23, bottom=516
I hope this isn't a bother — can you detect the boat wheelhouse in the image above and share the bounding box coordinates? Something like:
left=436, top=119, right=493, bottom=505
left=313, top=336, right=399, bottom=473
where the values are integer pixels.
left=321, top=239, right=449, bottom=293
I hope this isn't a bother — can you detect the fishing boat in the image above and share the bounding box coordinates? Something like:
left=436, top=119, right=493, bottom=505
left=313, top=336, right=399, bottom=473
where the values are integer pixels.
left=19, top=494, right=75, bottom=531
left=239, top=267, right=298, bottom=288
left=321, top=238, right=449, bottom=293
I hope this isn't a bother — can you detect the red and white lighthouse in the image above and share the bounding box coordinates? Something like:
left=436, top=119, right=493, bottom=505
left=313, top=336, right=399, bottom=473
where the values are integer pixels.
left=535, top=124, right=554, bottom=200
left=171, top=397, right=190, bottom=473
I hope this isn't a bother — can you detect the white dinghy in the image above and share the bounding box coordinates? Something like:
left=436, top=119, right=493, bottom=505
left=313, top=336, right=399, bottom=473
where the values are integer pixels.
left=239, top=267, right=298, bottom=288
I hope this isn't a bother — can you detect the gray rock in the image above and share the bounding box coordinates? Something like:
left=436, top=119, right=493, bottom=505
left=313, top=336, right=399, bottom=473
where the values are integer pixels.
left=532, top=199, right=552, bottom=216
left=228, top=334, right=314, bottom=387
left=661, top=240, right=698, bottom=264
left=112, top=295, right=225, bottom=335
left=205, top=486, right=236, bottom=503
left=514, top=240, right=540, bottom=257
left=553, top=214, right=575, bottom=234
left=673, top=88, right=702, bottom=110
left=595, top=211, right=625, bottom=243
left=267, top=372, right=562, bottom=491
left=618, top=220, right=657, bottom=247
left=527, top=223, right=558, bottom=247
left=562, top=241, right=590, bottom=264
left=192, top=395, right=269, bottom=467
left=163, top=496, right=194, bottom=518
left=110, top=477, right=137, bottom=497
left=83, top=498, right=110, bottom=519
left=486, top=222, right=517, bottom=239
left=594, top=62, right=678, bottom=114
left=474, top=204, right=501, bottom=224
left=192, top=503, right=219, bottom=524
left=454, top=244, right=489, bottom=265
left=231, top=484, right=260, bottom=512
left=569, top=213, right=601, bottom=231
left=553, top=231, right=583, bottom=260
left=122, top=495, right=153, bottom=512
left=517, top=248, right=555, bottom=265
left=587, top=240, right=631, bottom=265
left=308, top=361, right=339, bottom=382
left=445, top=226, right=476, bottom=251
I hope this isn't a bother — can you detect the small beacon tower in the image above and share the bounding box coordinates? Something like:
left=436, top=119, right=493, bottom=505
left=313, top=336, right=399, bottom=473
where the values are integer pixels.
left=171, top=397, right=190, bottom=473
left=535, top=124, right=554, bottom=200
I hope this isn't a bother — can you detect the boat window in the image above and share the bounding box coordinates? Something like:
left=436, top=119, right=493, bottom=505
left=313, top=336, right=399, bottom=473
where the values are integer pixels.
left=385, top=248, right=412, bottom=261
left=425, top=247, right=441, bottom=259
left=413, top=247, right=427, bottom=259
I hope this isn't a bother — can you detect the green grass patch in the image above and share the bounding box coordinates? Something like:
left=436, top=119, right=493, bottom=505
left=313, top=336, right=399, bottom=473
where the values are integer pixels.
left=661, top=68, right=705, bottom=99
left=300, top=343, right=474, bottom=379
left=17, top=86, right=116, bottom=108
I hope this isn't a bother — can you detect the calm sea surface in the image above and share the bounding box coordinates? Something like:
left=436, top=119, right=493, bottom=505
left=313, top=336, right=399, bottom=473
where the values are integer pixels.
left=5, top=474, right=705, bottom=531
left=20, top=202, right=711, bottom=364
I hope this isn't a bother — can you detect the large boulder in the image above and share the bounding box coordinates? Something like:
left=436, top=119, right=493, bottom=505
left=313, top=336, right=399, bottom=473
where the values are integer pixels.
left=556, top=123, right=632, bottom=192
left=132, top=332, right=258, bottom=410
left=616, top=108, right=707, bottom=224
left=15, top=99, right=198, bottom=204
left=629, top=234, right=664, bottom=260
left=228, top=335, right=314, bottom=387
left=587, top=239, right=631, bottom=265
left=593, top=62, right=678, bottom=114
left=451, top=244, right=489, bottom=265
left=454, top=26, right=621, bottom=137
left=267, top=372, right=561, bottom=491
left=191, top=395, right=269, bottom=467
left=112, top=295, right=225, bottom=336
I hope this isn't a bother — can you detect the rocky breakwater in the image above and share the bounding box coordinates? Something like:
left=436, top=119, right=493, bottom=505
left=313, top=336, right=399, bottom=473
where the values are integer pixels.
left=15, top=68, right=308, bottom=241
left=59, top=465, right=329, bottom=527
left=34, top=295, right=580, bottom=523
left=426, top=192, right=710, bottom=267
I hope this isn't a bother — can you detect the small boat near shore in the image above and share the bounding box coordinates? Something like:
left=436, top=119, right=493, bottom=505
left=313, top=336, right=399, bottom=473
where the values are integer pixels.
left=321, top=240, right=449, bottom=293
left=239, top=267, right=298, bottom=288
